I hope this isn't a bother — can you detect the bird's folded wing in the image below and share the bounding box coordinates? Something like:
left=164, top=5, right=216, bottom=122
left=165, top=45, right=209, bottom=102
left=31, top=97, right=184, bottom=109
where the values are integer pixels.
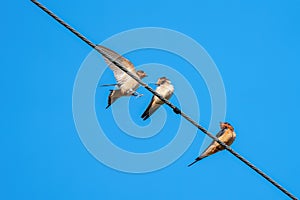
left=200, top=129, right=225, bottom=155
left=164, top=86, right=174, bottom=100
left=97, top=45, right=136, bottom=86
left=215, top=128, right=225, bottom=138
left=141, top=96, right=158, bottom=120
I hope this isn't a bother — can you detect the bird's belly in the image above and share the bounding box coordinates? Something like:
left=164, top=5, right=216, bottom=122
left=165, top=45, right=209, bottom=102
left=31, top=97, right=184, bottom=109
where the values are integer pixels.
left=120, top=80, right=139, bottom=95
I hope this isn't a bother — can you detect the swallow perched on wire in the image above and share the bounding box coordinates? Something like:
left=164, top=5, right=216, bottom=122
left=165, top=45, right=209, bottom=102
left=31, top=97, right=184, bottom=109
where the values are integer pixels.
left=188, top=122, right=236, bottom=167
left=97, top=45, right=147, bottom=109
left=141, top=77, right=174, bottom=120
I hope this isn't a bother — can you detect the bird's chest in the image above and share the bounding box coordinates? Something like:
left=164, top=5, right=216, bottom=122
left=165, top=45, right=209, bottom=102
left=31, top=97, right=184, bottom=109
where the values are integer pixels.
left=219, top=130, right=236, bottom=145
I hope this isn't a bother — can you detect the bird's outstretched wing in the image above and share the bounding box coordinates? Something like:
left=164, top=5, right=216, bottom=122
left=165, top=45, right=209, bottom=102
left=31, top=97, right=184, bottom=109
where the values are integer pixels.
left=97, top=45, right=136, bottom=86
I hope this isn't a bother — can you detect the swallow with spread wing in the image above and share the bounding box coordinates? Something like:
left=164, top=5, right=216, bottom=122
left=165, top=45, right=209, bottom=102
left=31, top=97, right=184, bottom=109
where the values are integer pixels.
left=97, top=45, right=147, bottom=109
left=188, top=122, right=236, bottom=167
left=141, top=77, right=174, bottom=120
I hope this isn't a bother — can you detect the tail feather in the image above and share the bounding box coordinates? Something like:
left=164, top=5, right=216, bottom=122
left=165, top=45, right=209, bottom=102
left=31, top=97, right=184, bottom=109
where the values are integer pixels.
left=106, top=90, right=114, bottom=109
left=141, top=104, right=151, bottom=120
left=141, top=103, right=160, bottom=120
left=141, top=97, right=155, bottom=120
left=106, top=89, right=122, bottom=109
left=188, top=157, right=203, bottom=167
left=99, top=83, right=117, bottom=87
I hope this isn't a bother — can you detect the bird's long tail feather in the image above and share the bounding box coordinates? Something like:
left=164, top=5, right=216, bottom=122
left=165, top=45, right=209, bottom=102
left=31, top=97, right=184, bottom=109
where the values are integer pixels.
left=141, top=96, right=155, bottom=120
left=141, top=102, right=152, bottom=120
left=188, top=157, right=202, bottom=167
left=99, top=84, right=117, bottom=87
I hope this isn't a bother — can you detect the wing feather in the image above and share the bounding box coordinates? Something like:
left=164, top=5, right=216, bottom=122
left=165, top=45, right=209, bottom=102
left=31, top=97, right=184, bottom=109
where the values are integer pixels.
left=141, top=96, right=159, bottom=120
left=97, top=45, right=136, bottom=86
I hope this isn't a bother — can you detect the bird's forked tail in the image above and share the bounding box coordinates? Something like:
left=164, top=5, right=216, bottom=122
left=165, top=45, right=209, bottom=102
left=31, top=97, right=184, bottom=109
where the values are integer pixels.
left=106, top=89, right=122, bottom=109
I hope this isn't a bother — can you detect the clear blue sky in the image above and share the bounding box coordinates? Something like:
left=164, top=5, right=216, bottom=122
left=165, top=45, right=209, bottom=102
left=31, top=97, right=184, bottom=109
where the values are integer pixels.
left=1, top=0, right=299, bottom=199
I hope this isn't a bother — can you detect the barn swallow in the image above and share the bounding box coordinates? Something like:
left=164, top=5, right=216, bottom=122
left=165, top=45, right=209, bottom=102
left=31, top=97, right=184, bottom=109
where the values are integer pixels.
left=141, top=77, right=174, bottom=120
left=188, top=122, right=236, bottom=167
left=97, top=45, right=147, bottom=109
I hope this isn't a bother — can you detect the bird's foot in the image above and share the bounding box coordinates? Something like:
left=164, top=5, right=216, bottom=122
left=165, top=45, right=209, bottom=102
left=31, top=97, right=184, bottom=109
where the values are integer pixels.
left=133, top=92, right=143, bottom=98
left=137, top=93, right=143, bottom=98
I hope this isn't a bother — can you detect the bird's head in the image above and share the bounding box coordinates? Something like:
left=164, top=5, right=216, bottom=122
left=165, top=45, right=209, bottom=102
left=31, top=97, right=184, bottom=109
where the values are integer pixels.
left=220, top=122, right=234, bottom=131
left=155, top=77, right=171, bottom=86
left=136, top=70, right=147, bottom=79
